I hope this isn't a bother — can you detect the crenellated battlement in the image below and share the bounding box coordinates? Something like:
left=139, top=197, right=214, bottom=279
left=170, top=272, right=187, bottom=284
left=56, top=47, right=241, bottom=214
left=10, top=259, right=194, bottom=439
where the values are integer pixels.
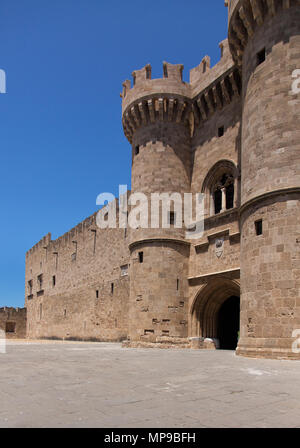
left=25, top=197, right=126, bottom=261
left=0, top=307, right=26, bottom=315
left=26, top=233, right=52, bottom=257
left=121, top=40, right=241, bottom=143
left=189, top=40, right=234, bottom=96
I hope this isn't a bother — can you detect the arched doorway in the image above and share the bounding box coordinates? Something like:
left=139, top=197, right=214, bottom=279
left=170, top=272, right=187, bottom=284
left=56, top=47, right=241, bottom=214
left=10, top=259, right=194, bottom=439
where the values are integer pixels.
left=190, top=278, right=240, bottom=351
left=217, top=295, right=240, bottom=350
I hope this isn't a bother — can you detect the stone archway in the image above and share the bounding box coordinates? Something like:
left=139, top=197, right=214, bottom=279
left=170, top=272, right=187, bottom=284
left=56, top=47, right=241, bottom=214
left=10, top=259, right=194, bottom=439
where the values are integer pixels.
left=190, top=277, right=240, bottom=350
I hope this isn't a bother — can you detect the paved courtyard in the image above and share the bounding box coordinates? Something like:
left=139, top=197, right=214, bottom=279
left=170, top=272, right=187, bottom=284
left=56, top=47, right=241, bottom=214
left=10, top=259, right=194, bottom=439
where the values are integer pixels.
left=0, top=341, right=300, bottom=428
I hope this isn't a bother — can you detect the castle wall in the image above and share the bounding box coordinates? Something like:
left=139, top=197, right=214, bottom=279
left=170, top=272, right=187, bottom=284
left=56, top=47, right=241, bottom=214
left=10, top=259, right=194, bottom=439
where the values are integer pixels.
left=25, top=212, right=130, bottom=341
left=0, top=307, right=27, bottom=339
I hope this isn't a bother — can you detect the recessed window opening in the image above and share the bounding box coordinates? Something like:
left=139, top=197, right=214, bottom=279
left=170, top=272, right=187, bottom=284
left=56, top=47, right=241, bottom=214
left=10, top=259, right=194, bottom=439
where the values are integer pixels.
left=28, top=280, right=33, bottom=295
left=255, top=219, right=263, bottom=236
left=138, top=252, right=144, bottom=263
left=169, top=211, right=175, bottom=226
left=257, top=48, right=266, bottom=66
left=218, top=126, right=224, bottom=137
left=135, top=146, right=140, bottom=155
left=96, top=290, right=99, bottom=299
left=111, top=283, right=114, bottom=294
left=37, top=274, right=43, bottom=291
left=214, top=189, right=222, bottom=214
left=213, top=174, right=235, bottom=215
left=226, top=182, right=234, bottom=210
left=52, top=276, right=56, bottom=287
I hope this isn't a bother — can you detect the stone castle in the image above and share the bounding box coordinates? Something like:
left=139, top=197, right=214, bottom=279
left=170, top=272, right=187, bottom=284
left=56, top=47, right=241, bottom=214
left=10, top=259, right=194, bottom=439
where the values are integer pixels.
left=6, top=0, right=298, bottom=358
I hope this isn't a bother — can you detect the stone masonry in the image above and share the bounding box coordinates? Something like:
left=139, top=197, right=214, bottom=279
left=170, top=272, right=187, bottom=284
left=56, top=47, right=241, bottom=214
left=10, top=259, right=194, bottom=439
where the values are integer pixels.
left=21, top=0, right=300, bottom=359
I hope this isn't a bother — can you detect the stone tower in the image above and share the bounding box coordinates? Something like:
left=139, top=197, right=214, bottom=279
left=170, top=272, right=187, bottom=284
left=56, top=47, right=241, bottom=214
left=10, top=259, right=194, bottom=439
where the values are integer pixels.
left=228, top=0, right=300, bottom=358
left=121, top=63, right=192, bottom=345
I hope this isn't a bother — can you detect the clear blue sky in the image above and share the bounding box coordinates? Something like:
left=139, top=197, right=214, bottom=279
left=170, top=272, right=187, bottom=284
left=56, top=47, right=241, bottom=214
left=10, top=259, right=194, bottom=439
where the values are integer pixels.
left=0, top=0, right=228, bottom=307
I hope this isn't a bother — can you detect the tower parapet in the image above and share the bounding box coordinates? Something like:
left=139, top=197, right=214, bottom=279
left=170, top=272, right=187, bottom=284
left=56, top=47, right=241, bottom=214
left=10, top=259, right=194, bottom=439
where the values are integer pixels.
left=121, top=62, right=192, bottom=144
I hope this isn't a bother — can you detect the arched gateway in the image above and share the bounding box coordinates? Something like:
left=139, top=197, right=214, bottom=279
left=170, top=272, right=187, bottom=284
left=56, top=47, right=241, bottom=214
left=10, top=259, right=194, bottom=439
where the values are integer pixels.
left=190, top=278, right=240, bottom=351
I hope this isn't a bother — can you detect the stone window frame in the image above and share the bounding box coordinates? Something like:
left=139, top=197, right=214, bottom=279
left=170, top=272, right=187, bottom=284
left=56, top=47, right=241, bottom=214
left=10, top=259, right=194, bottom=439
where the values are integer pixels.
left=201, top=160, right=239, bottom=218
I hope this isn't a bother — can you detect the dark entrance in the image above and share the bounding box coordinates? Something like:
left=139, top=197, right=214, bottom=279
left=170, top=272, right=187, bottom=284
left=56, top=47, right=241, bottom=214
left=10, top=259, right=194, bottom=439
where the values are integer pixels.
left=218, top=296, right=240, bottom=350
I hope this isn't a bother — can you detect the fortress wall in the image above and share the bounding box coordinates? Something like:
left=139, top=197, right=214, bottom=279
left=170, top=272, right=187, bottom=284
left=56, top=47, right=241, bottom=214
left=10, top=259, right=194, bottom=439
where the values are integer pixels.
left=190, top=40, right=235, bottom=97
left=0, top=308, right=27, bottom=339
left=25, top=210, right=130, bottom=341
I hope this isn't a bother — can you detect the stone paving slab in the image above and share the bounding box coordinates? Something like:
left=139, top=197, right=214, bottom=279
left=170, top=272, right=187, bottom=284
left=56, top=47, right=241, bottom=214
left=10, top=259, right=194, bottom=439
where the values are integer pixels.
left=0, top=341, right=300, bottom=428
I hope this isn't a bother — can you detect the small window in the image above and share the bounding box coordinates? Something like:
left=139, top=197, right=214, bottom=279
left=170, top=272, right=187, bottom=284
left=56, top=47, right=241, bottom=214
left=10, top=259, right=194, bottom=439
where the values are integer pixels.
left=214, top=189, right=222, bottom=214
left=257, top=48, right=266, bottom=66
left=64, top=309, right=67, bottom=318
left=52, top=276, right=56, bottom=287
left=121, top=265, right=128, bottom=277
left=28, top=280, right=33, bottom=295
left=111, top=283, right=114, bottom=294
left=37, top=274, right=43, bottom=291
left=255, top=219, right=263, bottom=236
left=226, top=183, right=234, bottom=210
left=96, top=290, right=99, bottom=299
left=169, top=211, right=176, bottom=226
left=176, top=279, right=179, bottom=291
left=135, top=146, right=140, bottom=155
left=218, top=126, right=224, bottom=137
left=138, top=252, right=144, bottom=263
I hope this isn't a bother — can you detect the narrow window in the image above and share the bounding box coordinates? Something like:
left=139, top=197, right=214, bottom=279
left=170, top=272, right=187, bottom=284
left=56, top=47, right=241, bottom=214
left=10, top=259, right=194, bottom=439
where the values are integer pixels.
left=226, top=183, right=234, bottom=210
left=135, top=146, right=140, bottom=155
left=64, top=309, right=67, bottom=318
left=257, top=48, right=266, bottom=66
left=218, top=126, right=224, bottom=137
left=255, top=219, right=263, bottom=236
left=52, top=276, right=56, bottom=287
left=214, top=189, right=222, bottom=214
left=138, top=252, right=144, bottom=263
left=28, top=280, right=33, bottom=295
left=176, top=279, right=179, bottom=291
left=121, top=265, right=128, bottom=277
left=72, top=241, right=77, bottom=261
left=169, top=211, right=175, bottom=226
left=111, top=283, right=114, bottom=294
left=96, top=290, right=99, bottom=299
left=91, top=229, right=97, bottom=254
left=37, top=274, right=43, bottom=291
